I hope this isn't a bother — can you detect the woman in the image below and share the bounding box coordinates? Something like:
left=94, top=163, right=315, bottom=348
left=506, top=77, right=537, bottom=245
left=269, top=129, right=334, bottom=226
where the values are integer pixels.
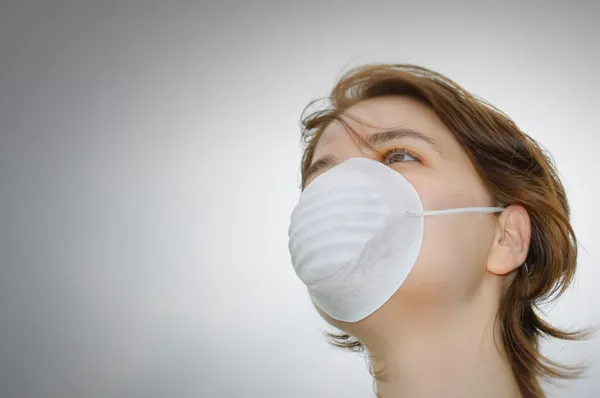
left=287, top=64, right=589, bottom=398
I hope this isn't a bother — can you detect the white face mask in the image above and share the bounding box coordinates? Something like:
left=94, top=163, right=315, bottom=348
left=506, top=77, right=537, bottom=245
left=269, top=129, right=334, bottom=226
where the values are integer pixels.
left=287, top=157, right=504, bottom=323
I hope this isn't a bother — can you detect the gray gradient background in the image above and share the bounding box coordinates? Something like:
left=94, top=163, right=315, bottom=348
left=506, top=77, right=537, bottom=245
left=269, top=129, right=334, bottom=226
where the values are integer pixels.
left=1, top=1, right=599, bottom=397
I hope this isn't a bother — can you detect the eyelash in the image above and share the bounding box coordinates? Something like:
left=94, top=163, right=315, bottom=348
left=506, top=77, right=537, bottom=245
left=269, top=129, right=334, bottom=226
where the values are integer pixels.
left=381, top=147, right=423, bottom=164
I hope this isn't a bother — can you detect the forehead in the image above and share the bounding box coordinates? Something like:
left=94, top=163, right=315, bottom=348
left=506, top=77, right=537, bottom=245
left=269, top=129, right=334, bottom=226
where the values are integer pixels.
left=314, top=96, right=454, bottom=156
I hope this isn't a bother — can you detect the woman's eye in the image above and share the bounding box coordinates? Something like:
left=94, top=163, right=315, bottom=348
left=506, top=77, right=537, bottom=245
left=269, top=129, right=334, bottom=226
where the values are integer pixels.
left=383, top=148, right=420, bottom=164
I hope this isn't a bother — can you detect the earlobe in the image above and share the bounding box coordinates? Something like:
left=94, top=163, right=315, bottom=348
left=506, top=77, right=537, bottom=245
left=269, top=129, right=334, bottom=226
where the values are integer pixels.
left=486, top=205, right=532, bottom=276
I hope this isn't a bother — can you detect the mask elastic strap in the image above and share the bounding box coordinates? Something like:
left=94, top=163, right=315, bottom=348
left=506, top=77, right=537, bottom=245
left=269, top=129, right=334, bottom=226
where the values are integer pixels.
left=406, top=207, right=505, bottom=217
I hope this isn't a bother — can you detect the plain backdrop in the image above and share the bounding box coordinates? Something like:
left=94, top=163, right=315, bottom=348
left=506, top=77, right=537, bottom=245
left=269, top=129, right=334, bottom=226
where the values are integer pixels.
left=1, top=1, right=599, bottom=397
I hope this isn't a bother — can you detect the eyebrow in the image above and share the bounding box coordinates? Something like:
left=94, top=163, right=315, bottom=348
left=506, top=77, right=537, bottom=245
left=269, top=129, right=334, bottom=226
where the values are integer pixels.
left=303, top=128, right=441, bottom=186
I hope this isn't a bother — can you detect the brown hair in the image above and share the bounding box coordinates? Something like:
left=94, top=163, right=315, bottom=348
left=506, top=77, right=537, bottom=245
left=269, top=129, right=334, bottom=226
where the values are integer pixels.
left=297, top=64, right=591, bottom=397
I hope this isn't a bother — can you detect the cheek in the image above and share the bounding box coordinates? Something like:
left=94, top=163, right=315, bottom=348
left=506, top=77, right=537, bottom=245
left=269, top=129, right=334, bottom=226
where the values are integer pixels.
left=400, top=215, right=494, bottom=306
left=400, top=179, right=496, bottom=304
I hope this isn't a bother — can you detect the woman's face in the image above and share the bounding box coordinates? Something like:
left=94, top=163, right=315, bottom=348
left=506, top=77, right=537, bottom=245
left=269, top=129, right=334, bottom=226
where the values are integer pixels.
left=304, top=96, right=500, bottom=331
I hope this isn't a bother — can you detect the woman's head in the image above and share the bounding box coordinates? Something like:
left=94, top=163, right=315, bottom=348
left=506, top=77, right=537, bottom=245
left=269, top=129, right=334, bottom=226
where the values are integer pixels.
left=296, top=64, right=586, bottom=397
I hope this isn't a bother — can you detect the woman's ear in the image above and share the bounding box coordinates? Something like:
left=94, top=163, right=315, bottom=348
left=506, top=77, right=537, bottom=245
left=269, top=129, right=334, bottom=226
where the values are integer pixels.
left=487, top=205, right=531, bottom=276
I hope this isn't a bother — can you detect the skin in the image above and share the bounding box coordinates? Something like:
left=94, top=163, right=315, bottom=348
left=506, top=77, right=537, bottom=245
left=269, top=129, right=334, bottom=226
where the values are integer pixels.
left=303, top=96, right=532, bottom=398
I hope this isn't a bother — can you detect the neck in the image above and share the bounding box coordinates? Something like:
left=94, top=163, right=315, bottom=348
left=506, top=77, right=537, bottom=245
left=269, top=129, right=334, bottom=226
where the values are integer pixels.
left=363, top=285, right=522, bottom=398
